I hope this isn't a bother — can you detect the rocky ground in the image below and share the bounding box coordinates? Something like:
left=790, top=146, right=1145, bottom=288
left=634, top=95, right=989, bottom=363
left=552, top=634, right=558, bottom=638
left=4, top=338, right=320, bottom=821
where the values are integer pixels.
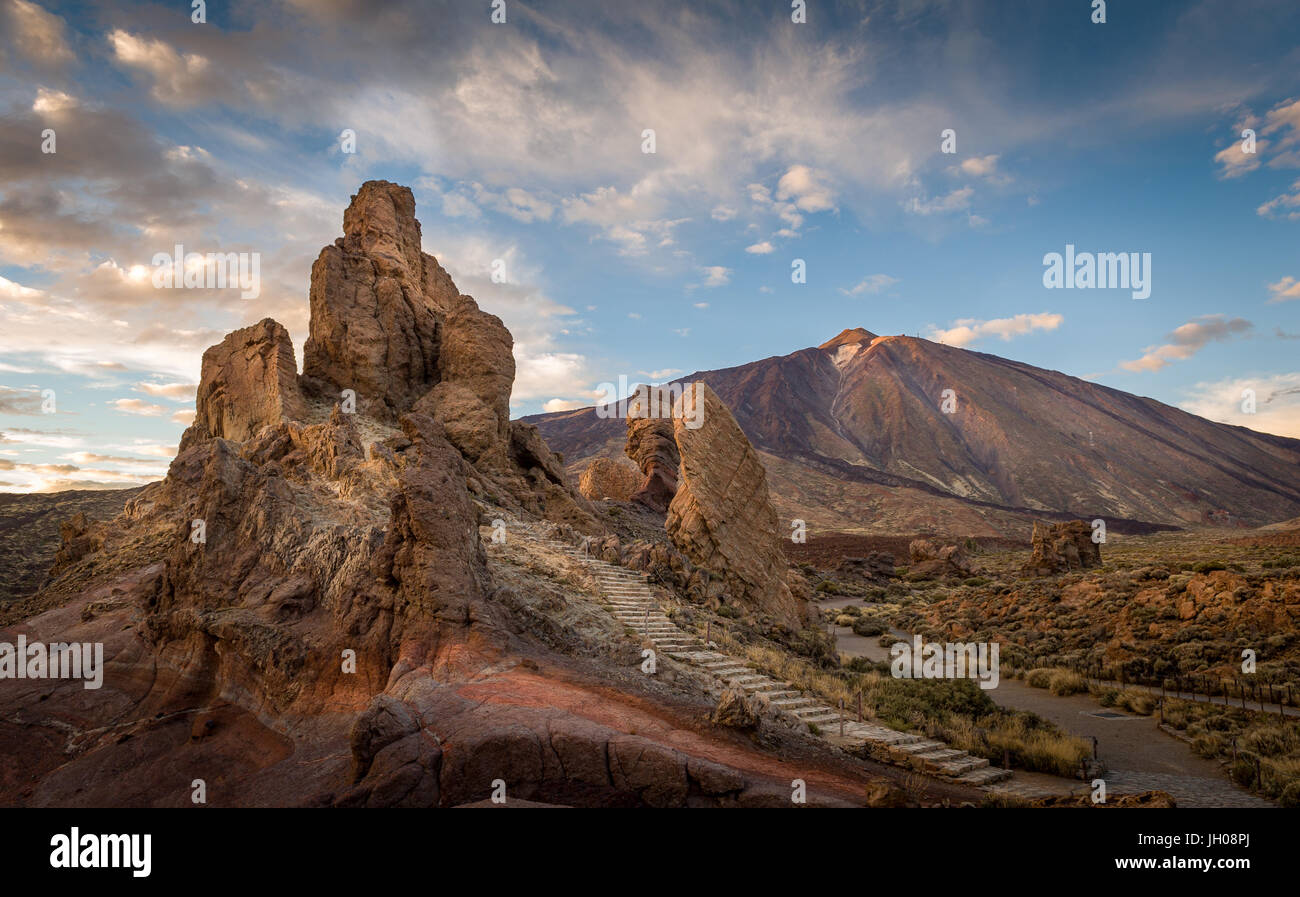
left=0, top=182, right=969, bottom=809
left=0, top=488, right=143, bottom=606
left=803, top=524, right=1300, bottom=693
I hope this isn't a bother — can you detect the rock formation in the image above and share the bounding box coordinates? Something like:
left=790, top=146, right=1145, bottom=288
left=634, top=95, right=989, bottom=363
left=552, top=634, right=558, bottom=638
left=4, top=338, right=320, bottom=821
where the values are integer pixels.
left=190, top=318, right=305, bottom=446
left=836, top=552, right=896, bottom=582
left=1021, top=519, right=1102, bottom=576
left=1, top=183, right=906, bottom=808
left=578, top=456, right=641, bottom=502
left=624, top=386, right=681, bottom=512
left=664, top=382, right=805, bottom=630
left=907, top=539, right=973, bottom=578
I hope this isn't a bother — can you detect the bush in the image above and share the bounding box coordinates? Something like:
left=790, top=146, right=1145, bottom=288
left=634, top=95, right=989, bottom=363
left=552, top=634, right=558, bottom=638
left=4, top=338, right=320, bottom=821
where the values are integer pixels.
left=851, top=617, right=887, bottom=637
left=1048, top=670, right=1087, bottom=696
left=1025, top=668, right=1055, bottom=689
left=1193, top=560, right=1227, bottom=574
left=1279, top=781, right=1300, bottom=808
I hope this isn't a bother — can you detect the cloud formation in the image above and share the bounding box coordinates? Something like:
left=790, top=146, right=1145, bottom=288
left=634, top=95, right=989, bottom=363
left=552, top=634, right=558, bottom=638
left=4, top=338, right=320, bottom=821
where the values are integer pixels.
left=1120, top=315, right=1253, bottom=372
left=928, top=313, right=1063, bottom=347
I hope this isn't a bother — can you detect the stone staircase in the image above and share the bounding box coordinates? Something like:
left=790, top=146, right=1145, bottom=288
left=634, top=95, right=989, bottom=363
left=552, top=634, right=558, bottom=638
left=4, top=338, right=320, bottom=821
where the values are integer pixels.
left=506, top=522, right=1011, bottom=789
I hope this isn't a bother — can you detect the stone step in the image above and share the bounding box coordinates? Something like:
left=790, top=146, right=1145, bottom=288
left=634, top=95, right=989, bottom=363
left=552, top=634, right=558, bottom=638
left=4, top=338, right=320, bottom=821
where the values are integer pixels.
left=799, top=711, right=843, bottom=725
left=931, top=756, right=989, bottom=776
left=911, top=748, right=966, bottom=764
left=756, top=690, right=799, bottom=701
left=956, top=766, right=1013, bottom=786
left=892, top=740, right=946, bottom=755
left=770, top=697, right=819, bottom=709
left=785, top=702, right=837, bottom=717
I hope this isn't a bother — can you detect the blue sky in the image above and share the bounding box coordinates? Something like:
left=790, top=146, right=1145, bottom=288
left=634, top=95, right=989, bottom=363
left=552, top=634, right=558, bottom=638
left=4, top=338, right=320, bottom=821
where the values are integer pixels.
left=1, top=0, right=1298, bottom=491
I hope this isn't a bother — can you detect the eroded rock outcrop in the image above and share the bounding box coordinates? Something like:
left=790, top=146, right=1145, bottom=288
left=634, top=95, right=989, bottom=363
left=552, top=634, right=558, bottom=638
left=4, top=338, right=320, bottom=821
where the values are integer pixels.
left=625, top=386, right=682, bottom=512
left=301, top=182, right=442, bottom=421
left=578, top=456, right=641, bottom=502
left=2, top=183, right=915, bottom=809
left=665, top=383, right=805, bottom=630
left=907, top=539, right=972, bottom=579
left=190, top=318, right=305, bottom=446
left=1021, top=519, right=1102, bottom=576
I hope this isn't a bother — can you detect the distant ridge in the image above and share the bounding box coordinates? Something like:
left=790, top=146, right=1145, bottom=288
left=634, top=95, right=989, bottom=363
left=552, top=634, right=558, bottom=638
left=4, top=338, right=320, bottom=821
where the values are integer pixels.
left=526, top=329, right=1300, bottom=534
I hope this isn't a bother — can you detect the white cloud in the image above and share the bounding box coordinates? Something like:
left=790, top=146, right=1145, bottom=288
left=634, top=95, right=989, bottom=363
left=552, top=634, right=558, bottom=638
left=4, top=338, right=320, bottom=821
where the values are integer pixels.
left=108, top=30, right=213, bottom=106
left=1258, top=178, right=1300, bottom=220
left=7, top=0, right=73, bottom=67
left=904, top=186, right=973, bottom=216
left=929, top=312, right=1063, bottom=347
left=745, top=241, right=774, bottom=254
left=110, top=398, right=166, bottom=416
left=1180, top=373, right=1300, bottom=438
left=775, top=165, right=836, bottom=213
left=1268, top=276, right=1300, bottom=303
left=839, top=274, right=898, bottom=296
left=698, top=266, right=731, bottom=287
left=541, top=398, right=587, bottom=412
left=1120, top=315, right=1252, bottom=373
left=137, top=381, right=198, bottom=400
left=959, top=154, right=1000, bottom=178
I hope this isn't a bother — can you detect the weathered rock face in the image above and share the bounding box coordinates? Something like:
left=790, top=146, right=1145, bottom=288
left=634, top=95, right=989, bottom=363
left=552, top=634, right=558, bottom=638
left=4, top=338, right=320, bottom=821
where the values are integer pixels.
left=191, top=318, right=305, bottom=445
left=1021, top=520, right=1102, bottom=576
left=624, top=387, right=681, bottom=512
left=301, top=181, right=443, bottom=420
left=907, top=539, right=972, bottom=579
left=578, top=457, right=641, bottom=502
left=837, top=552, right=896, bottom=582
left=665, top=383, right=804, bottom=630
left=4, top=183, right=934, bottom=810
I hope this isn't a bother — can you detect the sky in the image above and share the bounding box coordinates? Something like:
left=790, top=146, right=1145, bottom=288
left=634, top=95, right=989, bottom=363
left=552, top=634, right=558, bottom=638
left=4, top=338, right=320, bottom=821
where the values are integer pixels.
left=0, top=0, right=1298, bottom=492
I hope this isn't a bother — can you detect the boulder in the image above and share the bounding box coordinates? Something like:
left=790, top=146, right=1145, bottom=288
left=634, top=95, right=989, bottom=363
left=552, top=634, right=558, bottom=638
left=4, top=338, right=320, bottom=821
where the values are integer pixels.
left=907, top=539, right=972, bottom=578
left=665, top=382, right=804, bottom=630
left=837, top=552, right=896, bottom=582
left=1021, top=520, right=1102, bottom=576
left=578, top=457, right=641, bottom=502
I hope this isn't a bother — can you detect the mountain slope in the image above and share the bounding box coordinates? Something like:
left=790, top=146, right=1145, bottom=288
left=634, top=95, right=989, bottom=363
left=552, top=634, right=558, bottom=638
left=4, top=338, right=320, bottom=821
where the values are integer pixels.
left=526, top=328, right=1300, bottom=533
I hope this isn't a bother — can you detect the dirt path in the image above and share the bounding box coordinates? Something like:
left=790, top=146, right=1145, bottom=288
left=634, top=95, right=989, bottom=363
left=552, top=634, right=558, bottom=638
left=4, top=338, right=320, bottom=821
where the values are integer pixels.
left=820, top=599, right=1273, bottom=808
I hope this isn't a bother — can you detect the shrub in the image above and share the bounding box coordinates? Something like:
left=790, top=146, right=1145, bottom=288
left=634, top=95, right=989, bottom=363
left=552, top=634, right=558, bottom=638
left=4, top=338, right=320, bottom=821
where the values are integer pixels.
left=1025, top=668, right=1054, bottom=689
left=851, top=617, right=887, bottom=637
left=1048, top=670, right=1087, bottom=696
left=1193, top=560, right=1227, bottom=574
